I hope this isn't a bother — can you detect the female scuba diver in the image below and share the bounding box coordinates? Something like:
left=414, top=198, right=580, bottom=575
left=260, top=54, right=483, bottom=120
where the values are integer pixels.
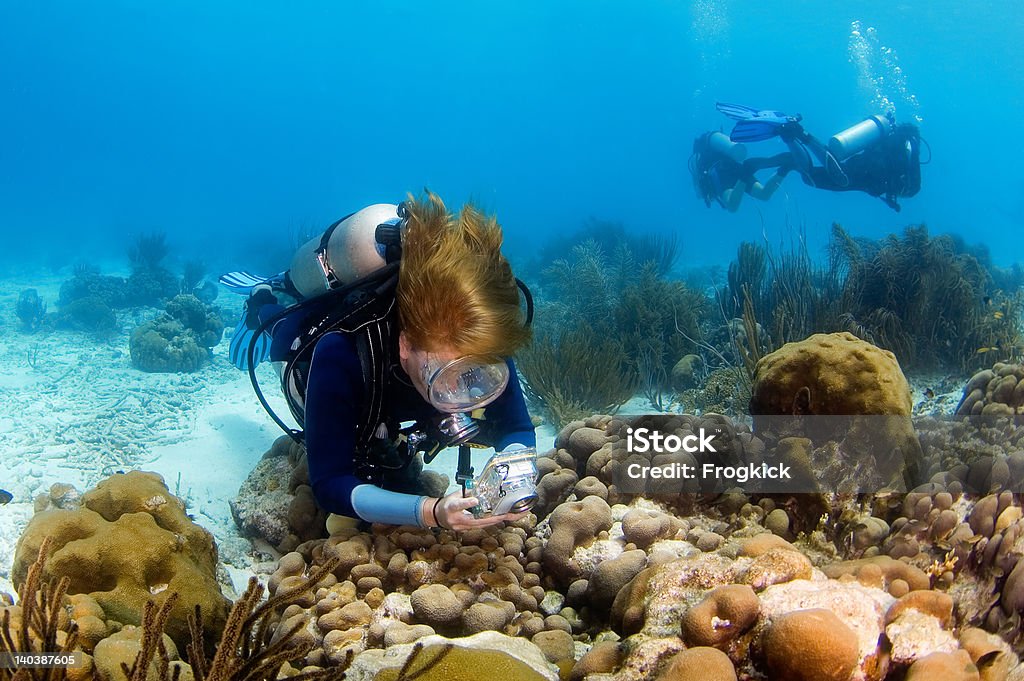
left=220, top=192, right=537, bottom=532
left=689, top=131, right=790, bottom=212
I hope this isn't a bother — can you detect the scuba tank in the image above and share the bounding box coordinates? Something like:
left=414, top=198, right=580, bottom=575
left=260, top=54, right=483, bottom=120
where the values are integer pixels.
left=707, top=131, right=747, bottom=163
left=288, top=203, right=400, bottom=299
left=828, top=114, right=893, bottom=162
left=244, top=204, right=405, bottom=441
left=690, top=132, right=747, bottom=207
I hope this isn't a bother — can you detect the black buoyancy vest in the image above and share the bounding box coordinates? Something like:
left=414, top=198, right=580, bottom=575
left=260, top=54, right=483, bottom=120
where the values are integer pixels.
left=281, top=263, right=400, bottom=451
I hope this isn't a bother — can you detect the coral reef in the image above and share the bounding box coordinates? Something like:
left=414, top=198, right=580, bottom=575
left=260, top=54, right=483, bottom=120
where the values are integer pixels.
left=12, top=402, right=1024, bottom=680
left=2, top=532, right=346, bottom=680
left=129, top=294, right=224, bottom=373
left=749, top=332, right=923, bottom=489
left=518, top=230, right=705, bottom=423
left=12, top=471, right=228, bottom=652
left=230, top=436, right=330, bottom=554
left=59, top=246, right=216, bottom=314
left=126, top=232, right=179, bottom=306
left=726, top=226, right=1024, bottom=373
left=956, top=363, right=1024, bottom=418
left=59, top=267, right=129, bottom=309
left=13, top=341, right=1024, bottom=679
left=519, top=409, right=1024, bottom=678
left=521, top=222, right=1019, bottom=423
left=15, top=288, right=46, bottom=332
left=57, top=295, right=117, bottom=336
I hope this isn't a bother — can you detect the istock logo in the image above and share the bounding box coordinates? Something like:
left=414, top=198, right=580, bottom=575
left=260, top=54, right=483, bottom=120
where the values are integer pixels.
left=626, top=427, right=717, bottom=454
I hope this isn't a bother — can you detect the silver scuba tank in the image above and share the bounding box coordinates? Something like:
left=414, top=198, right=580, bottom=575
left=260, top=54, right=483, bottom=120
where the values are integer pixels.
left=828, top=115, right=892, bottom=162
left=708, top=131, right=747, bottom=163
left=288, top=203, right=399, bottom=299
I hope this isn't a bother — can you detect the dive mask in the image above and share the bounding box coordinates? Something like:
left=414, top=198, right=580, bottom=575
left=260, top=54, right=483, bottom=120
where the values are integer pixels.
left=420, top=355, right=510, bottom=413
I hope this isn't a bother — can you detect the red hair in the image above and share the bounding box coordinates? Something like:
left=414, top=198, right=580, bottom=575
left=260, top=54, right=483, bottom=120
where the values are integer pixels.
left=397, top=191, right=530, bottom=359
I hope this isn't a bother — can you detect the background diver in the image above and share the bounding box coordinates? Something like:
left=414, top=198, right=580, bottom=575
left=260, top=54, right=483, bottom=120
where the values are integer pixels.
left=708, top=102, right=925, bottom=212
left=689, top=131, right=791, bottom=212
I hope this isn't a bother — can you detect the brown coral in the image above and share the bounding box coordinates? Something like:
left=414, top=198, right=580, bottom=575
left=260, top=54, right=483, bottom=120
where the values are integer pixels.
left=680, top=584, right=759, bottom=648
left=656, top=646, right=737, bottom=681
left=749, top=332, right=922, bottom=486
left=542, top=496, right=613, bottom=586
left=905, top=650, right=980, bottom=681
left=11, top=471, right=228, bottom=651
left=956, top=363, right=1024, bottom=418
left=762, top=609, right=859, bottom=681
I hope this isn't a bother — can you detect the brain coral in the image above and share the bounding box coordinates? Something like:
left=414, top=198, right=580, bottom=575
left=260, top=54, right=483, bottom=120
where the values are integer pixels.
left=12, top=471, right=228, bottom=650
left=750, top=332, right=912, bottom=417
left=749, top=332, right=921, bottom=485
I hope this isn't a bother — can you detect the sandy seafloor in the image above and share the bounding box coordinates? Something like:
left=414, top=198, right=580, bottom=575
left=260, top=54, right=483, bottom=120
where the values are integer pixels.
left=0, top=266, right=560, bottom=601
left=0, top=265, right=965, bottom=603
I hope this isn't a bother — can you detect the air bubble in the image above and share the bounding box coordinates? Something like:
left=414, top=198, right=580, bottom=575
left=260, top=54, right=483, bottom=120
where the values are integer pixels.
left=847, top=22, right=923, bottom=124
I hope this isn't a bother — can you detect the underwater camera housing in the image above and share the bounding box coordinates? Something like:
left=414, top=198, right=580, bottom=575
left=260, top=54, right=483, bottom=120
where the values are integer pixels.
left=465, top=447, right=539, bottom=517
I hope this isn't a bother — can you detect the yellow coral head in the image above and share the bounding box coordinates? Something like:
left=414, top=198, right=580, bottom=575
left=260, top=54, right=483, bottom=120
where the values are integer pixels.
left=397, top=191, right=530, bottom=359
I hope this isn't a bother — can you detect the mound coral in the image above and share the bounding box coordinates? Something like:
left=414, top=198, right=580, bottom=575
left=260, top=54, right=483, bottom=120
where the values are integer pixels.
left=749, top=332, right=922, bottom=488
left=57, top=295, right=117, bottom=336
left=130, top=318, right=207, bottom=372
left=129, top=294, right=224, bottom=373
left=343, top=632, right=558, bottom=680
left=762, top=608, right=859, bottom=681
left=956, top=363, right=1024, bottom=418
left=11, top=471, right=228, bottom=651
left=59, top=268, right=129, bottom=309
left=750, top=332, right=913, bottom=417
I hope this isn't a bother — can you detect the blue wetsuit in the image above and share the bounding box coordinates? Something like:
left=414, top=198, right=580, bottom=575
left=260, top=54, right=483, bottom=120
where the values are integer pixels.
left=265, top=305, right=536, bottom=525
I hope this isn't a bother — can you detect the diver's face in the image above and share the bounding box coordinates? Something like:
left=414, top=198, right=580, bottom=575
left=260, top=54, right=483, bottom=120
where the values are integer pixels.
left=397, top=332, right=511, bottom=413
left=398, top=332, right=459, bottom=404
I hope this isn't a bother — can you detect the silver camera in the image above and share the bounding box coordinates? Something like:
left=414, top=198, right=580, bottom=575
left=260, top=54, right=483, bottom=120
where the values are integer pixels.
left=467, top=447, right=539, bottom=517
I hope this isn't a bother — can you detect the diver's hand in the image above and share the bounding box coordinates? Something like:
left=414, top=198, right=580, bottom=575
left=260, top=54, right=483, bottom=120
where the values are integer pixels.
left=425, top=491, right=528, bottom=531
left=778, top=120, right=805, bottom=141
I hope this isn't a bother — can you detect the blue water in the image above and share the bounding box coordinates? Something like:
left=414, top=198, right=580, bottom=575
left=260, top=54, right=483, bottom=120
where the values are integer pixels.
left=2, top=1, right=1022, bottom=272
